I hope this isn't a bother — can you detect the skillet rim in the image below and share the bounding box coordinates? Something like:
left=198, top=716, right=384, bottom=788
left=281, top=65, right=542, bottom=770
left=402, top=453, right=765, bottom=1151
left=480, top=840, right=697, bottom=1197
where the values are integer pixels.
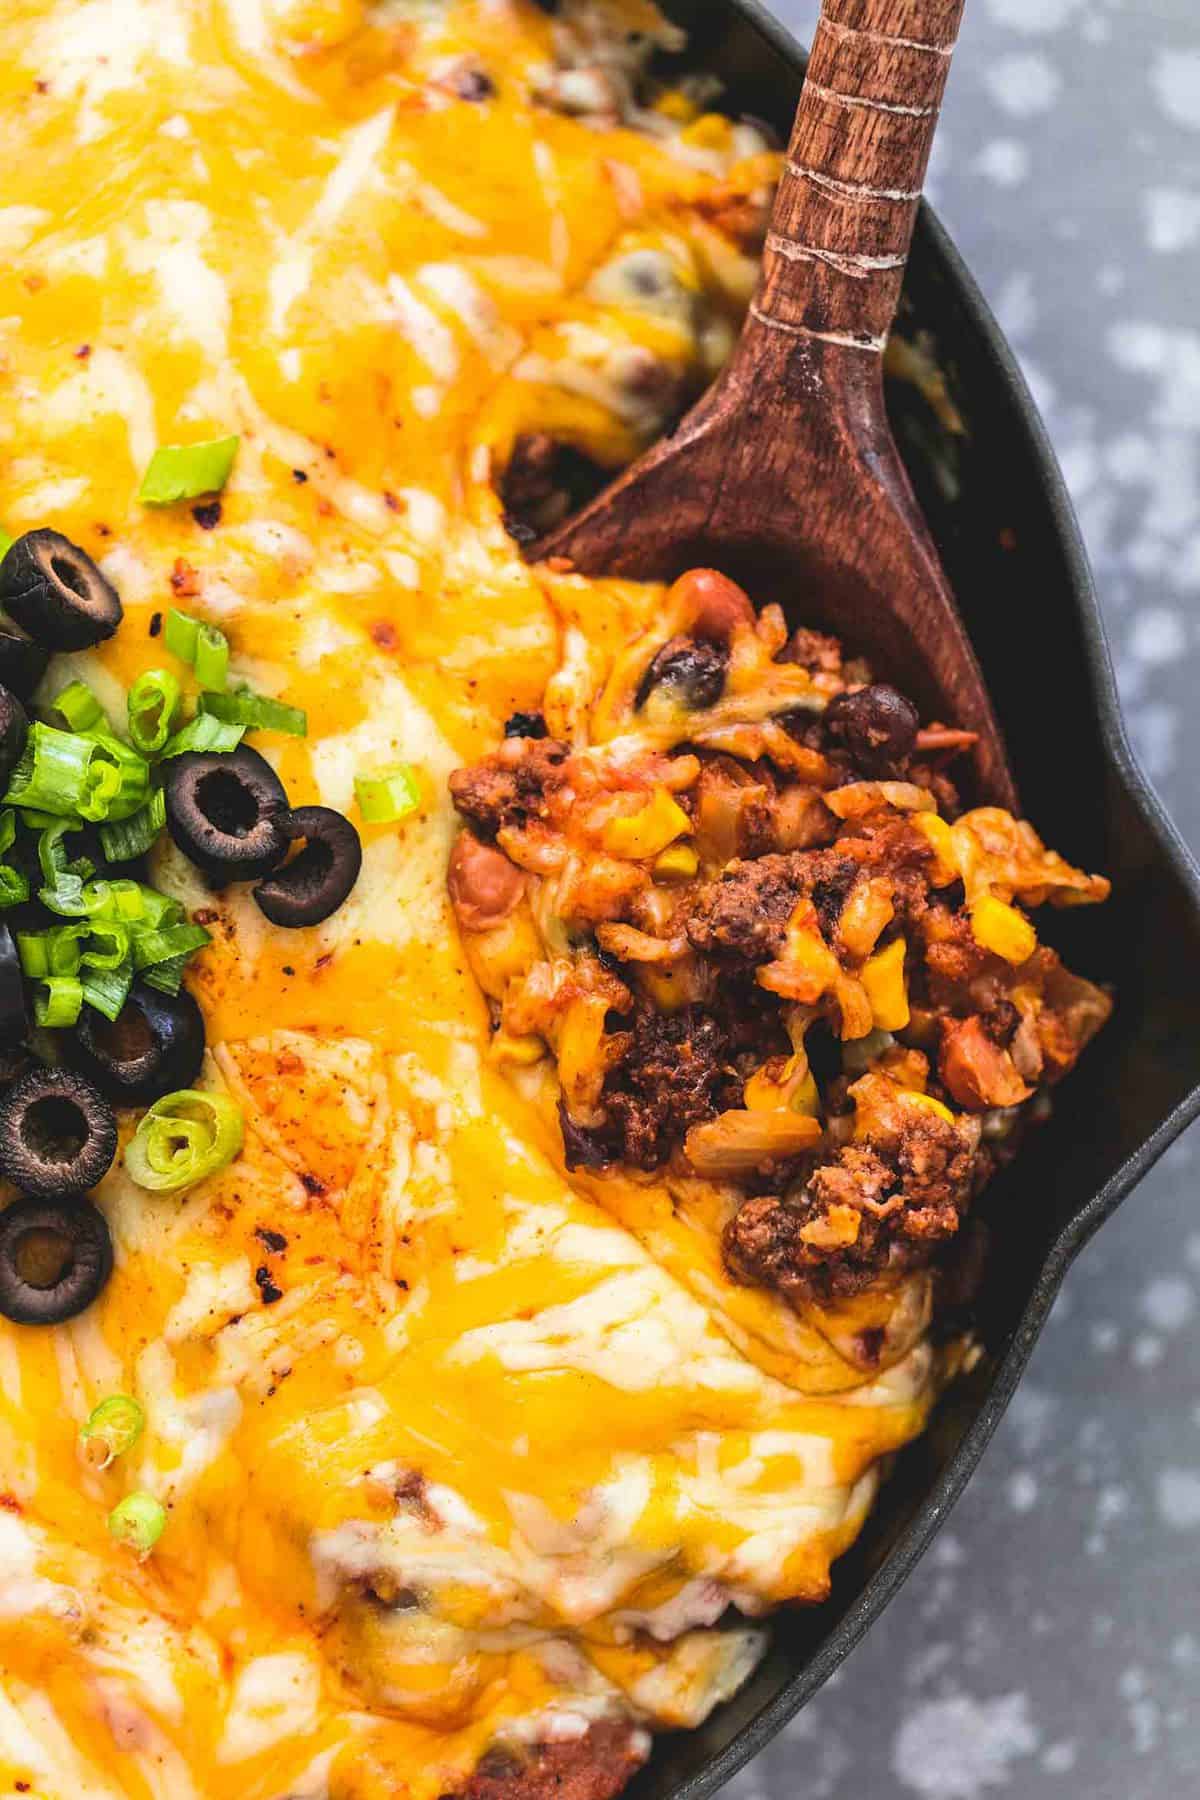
left=646, top=3, right=1200, bottom=1794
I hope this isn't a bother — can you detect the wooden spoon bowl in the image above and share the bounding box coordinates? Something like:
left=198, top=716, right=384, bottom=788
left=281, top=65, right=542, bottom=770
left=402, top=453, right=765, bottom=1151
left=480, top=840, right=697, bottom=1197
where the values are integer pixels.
left=534, top=0, right=1016, bottom=810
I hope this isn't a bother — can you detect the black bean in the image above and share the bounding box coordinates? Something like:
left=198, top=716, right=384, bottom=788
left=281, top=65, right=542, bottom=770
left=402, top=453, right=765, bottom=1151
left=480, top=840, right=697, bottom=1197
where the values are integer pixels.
left=635, top=635, right=728, bottom=712
left=822, top=683, right=920, bottom=775
left=504, top=712, right=548, bottom=739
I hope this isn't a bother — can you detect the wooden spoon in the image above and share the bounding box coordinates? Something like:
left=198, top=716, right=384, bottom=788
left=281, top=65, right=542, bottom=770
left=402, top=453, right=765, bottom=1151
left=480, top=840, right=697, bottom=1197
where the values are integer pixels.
left=534, top=0, right=1016, bottom=809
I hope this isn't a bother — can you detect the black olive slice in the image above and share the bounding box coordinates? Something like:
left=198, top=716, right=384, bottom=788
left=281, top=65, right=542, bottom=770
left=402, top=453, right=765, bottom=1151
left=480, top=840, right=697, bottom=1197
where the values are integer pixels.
left=0, top=924, right=28, bottom=1046
left=253, top=806, right=363, bottom=928
left=0, top=530, right=122, bottom=652
left=822, top=683, right=920, bottom=776
left=0, top=1067, right=118, bottom=1200
left=164, top=745, right=290, bottom=882
left=70, top=980, right=206, bottom=1106
left=0, top=683, right=28, bottom=792
left=0, top=1196, right=113, bottom=1325
left=0, top=628, right=48, bottom=703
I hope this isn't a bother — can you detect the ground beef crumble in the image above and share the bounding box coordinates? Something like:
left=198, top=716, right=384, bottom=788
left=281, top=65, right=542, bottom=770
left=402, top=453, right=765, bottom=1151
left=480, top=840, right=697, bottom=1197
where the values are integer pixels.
left=450, top=1721, right=647, bottom=1800
left=561, top=1003, right=737, bottom=1173
left=448, top=738, right=569, bottom=839
left=725, top=1100, right=981, bottom=1304
left=686, top=823, right=932, bottom=968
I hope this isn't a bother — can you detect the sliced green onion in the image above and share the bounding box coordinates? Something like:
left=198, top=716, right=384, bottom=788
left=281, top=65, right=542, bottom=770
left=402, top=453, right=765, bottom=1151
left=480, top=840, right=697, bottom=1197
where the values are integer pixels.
left=88, top=880, right=182, bottom=929
left=17, top=934, right=50, bottom=979
left=81, top=921, right=132, bottom=971
left=142, top=954, right=189, bottom=996
left=137, top=436, right=239, bottom=506
left=199, top=688, right=306, bottom=737
left=128, top=670, right=182, bottom=755
left=107, top=1490, right=166, bottom=1557
left=354, top=763, right=421, bottom=825
left=164, top=608, right=233, bottom=694
left=38, top=819, right=94, bottom=916
left=6, top=722, right=98, bottom=818
left=51, top=680, right=105, bottom=735
left=131, top=921, right=211, bottom=971
left=34, top=975, right=84, bottom=1028
left=160, top=713, right=244, bottom=759
left=39, top=820, right=93, bottom=886
left=193, top=624, right=229, bottom=693
left=0, top=866, right=29, bottom=908
left=5, top=724, right=149, bottom=826
left=164, top=608, right=200, bottom=665
left=0, top=812, right=24, bottom=908
left=78, top=735, right=151, bottom=824
left=19, top=925, right=93, bottom=979
left=99, top=788, right=167, bottom=863
left=81, top=963, right=133, bottom=1021
left=79, top=1395, right=145, bottom=1471
left=125, top=1089, right=244, bottom=1193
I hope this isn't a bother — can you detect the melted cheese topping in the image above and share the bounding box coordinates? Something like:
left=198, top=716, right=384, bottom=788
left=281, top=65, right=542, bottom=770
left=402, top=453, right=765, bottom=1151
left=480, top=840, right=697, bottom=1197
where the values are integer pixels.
left=0, top=5, right=941, bottom=1794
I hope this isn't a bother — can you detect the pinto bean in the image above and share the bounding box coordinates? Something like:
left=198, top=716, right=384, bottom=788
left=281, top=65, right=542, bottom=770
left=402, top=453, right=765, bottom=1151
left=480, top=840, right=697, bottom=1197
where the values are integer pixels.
left=668, top=568, right=756, bottom=642
left=448, top=833, right=526, bottom=933
left=939, top=1014, right=1032, bottom=1112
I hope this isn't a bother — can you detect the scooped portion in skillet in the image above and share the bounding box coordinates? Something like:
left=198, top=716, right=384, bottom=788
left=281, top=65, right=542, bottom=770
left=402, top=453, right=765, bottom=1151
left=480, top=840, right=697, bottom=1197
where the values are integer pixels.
left=451, top=568, right=1111, bottom=1327
left=0, top=3, right=1109, bottom=1799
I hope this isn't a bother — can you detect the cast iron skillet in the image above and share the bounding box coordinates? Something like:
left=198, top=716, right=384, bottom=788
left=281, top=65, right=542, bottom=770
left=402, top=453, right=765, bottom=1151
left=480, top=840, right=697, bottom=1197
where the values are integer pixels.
left=622, top=3, right=1200, bottom=1795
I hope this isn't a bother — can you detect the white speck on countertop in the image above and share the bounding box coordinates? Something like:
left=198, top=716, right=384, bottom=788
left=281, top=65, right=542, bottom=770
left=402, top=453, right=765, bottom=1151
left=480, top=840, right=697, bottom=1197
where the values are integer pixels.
left=1041, top=1741, right=1078, bottom=1775
left=984, top=0, right=1088, bottom=29
left=892, top=1694, right=1040, bottom=1798
left=1158, top=1469, right=1200, bottom=1529
left=1140, top=1275, right=1195, bottom=1332
left=1145, top=186, right=1200, bottom=252
left=1006, top=1470, right=1039, bottom=1513
left=973, top=139, right=1031, bottom=186
left=983, top=53, right=1062, bottom=116
left=1150, top=49, right=1200, bottom=131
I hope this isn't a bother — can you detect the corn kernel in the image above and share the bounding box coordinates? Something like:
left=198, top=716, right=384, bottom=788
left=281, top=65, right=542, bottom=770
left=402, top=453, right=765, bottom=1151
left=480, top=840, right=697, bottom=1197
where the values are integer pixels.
left=557, top=997, right=608, bottom=1101
left=602, top=787, right=691, bottom=860
left=490, top=1032, right=546, bottom=1068
left=790, top=1070, right=821, bottom=1118
left=681, top=113, right=732, bottom=151
left=744, top=1055, right=821, bottom=1117
left=654, top=842, right=699, bottom=882
left=861, top=938, right=910, bottom=1032
left=799, top=1203, right=861, bottom=1250
left=654, top=90, right=696, bottom=123
left=911, top=811, right=958, bottom=886
left=970, top=894, right=1037, bottom=965
left=904, top=1090, right=955, bottom=1125
left=639, top=965, right=690, bottom=1013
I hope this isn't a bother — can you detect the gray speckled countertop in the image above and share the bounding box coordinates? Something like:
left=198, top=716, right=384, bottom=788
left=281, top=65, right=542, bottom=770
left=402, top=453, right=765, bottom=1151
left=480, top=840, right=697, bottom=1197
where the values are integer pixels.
left=730, top=2, right=1200, bottom=1796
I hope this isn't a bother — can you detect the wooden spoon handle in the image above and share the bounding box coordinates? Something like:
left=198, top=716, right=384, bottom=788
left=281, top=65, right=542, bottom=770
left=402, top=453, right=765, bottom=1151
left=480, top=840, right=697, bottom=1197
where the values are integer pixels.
left=753, top=0, right=965, bottom=350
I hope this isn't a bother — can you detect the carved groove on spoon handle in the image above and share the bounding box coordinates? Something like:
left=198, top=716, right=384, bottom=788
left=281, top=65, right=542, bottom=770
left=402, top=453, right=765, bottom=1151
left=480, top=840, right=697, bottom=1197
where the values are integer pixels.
left=754, top=0, right=966, bottom=349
